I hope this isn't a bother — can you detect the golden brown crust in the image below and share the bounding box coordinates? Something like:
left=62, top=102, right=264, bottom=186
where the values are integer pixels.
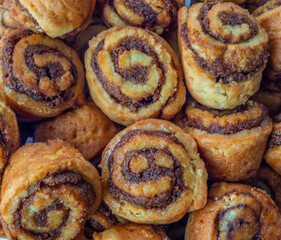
left=185, top=182, right=281, bottom=240
left=93, top=224, right=169, bottom=240
left=0, top=140, right=102, bottom=240
left=0, top=101, right=20, bottom=175
left=253, top=0, right=281, bottom=82
left=85, top=26, right=186, bottom=126
left=242, top=164, right=281, bottom=211
left=34, top=101, right=118, bottom=160
left=3, top=0, right=96, bottom=38
left=97, top=0, right=182, bottom=35
left=101, top=119, right=207, bottom=224
left=178, top=4, right=268, bottom=109
left=0, top=7, right=23, bottom=39
left=0, top=29, right=85, bottom=121
left=174, top=100, right=272, bottom=181
left=264, top=114, right=281, bottom=175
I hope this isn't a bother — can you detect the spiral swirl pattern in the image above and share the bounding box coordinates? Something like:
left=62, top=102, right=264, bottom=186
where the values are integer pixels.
left=101, top=119, right=207, bottom=224
left=185, top=183, right=281, bottom=240
left=85, top=27, right=185, bottom=126
left=98, top=0, right=182, bottom=34
left=178, top=3, right=268, bottom=109
left=0, top=29, right=84, bottom=120
left=0, top=140, right=101, bottom=240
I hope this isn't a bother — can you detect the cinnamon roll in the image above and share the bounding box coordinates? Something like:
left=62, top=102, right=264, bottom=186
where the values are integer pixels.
left=85, top=26, right=186, bottom=126
left=0, top=29, right=85, bottom=121
left=264, top=113, right=281, bottom=175
left=84, top=202, right=120, bottom=239
left=101, top=119, right=208, bottom=224
left=178, top=2, right=268, bottom=109
left=253, top=0, right=281, bottom=82
left=0, top=140, right=101, bottom=240
left=97, top=0, right=184, bottom=35
left=93, top=224, right=169, bottom=240
left=34, top=101, right=118, bottom=161
left=0, top=101, right=20, bottom=176
left=242, top=164, right=281, bottom=211
left=3, top=0, right=96, bottom=39
left=174, top=100, right=272, bottom=181
left=0, top=7, right=22, bottom=39
left=185, top=182, right=281, bottom=240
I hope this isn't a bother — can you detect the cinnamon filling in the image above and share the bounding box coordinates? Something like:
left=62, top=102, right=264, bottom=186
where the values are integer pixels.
left=268, top=133, right=281, bottom=148
left=180, top=3, right=267, bottom=83
left=2, top=30, right=78, bottom=108
left=91, top=37, right=167, bottom=112
left=13, top=171, right=95, bottom=240
left=183, top=103, right=267, bottom=135
left=106, top=0, right=178, bottom=29
left=107, top=130, right=186, bottom=209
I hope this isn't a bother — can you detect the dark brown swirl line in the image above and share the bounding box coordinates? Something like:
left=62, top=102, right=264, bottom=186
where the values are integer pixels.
left=107, top=129, right=186, bottom=209
left=106, top=0, right=178, bottom=29
left=13, top=171, right=95, bottom=239
left=91, top=37, right=167, bottom=112
left=2, top=30, right=78, bottom=108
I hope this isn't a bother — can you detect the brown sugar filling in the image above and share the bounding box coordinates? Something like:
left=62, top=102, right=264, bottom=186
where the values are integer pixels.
left=106, top=130, right=186, bottom=209
left=2, top=30, right=78, bottom=108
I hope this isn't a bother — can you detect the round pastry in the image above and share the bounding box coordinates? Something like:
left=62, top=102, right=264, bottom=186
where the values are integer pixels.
left=93, top=224, right=169, bottom=240
left=85, top=26, right=186, bottom=126
left=97, top=0, right=184, bottom=35
left=73, top=17, right=107, bottom=60
left=84, top=202, right=120, bottom=239
left=178, top=2, right=268, bottom=110
left=174, top=100, right=272, bottom=181
left=264, top=113, right=281, bottom=175
left=0, top=101, right=20, bottom=175
left=0, top=29, right=85, bottom=121
left=101, top=119, right=208, bottom=224
left=185, top=182, right=281, bottom=240
left=253, top=0, right=281, bottom=82
left=251, top=78, right=281, bottom=116
left=242, top=164, right=281, bottom=211
left=2, top=0, right=96, bottom=39
left=0, top=140, right=101, bottom=240
left=0, top=7, right=23, bottom=39
left=34, top=101, right=118, bottom=161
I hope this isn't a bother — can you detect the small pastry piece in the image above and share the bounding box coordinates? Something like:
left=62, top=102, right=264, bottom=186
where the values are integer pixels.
left=3, top=0, right=96, bottom=39
left=253, top=0, right=281, bottom=82
left=185, top=182, right=281, bottom=240
left=242, top=164, right=281, bottom=211
left=93, top=224, right=169, bottom=240
left=84, top=202, right=120, bottom=239
left=34, top=101, right=118, bottom=161
left=264, top=113, right=281, bottom=175
left=0, top=101, right=20, bottom=175
left=0, top=29, right=85, bottom=121
left=174, top=100, right=272, bottom=181
left=0, top=8, right=23, bottom=39
left=0, top=140, right=101, bottom=240
left=97, top=0, right=184, bottom=35
left=73, top=17, right=107, bottom=60
left=101, top=119, right=207, bottom=224
left=178, top=3, right=268, bottom=109
left=251, top=78, right=281, bottom=116
left=85, top=26, right=186, bottom=126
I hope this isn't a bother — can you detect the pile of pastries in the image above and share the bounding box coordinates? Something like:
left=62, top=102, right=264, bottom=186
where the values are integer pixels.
left=0, top=0, right=279, bottom=239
